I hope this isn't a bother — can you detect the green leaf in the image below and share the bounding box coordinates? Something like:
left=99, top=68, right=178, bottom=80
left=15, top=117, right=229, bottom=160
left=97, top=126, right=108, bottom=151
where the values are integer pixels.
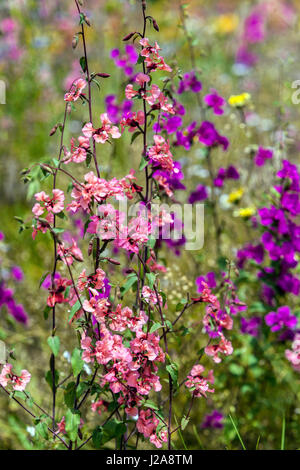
left=45, top=369, right=59, bottom=390
left=150, top=322, right=163, bottom=333
left=64, top=382, right=76, bottom=409
left=281, top=413, right=286, bottom=450
left=228, top=414, right=246, bottom=450
left=47, top=336, right=60, bottom=357
left=146, top=272, right=156, bottom=289
left=68, top=299, right=82, bottom=322
left=141, top=400, right=159, bottom=411
left=147, top=235, right=156, bottom=249
left=92, top=426, right=103, bottom=449
left=166, top=362, right=178, bottom=387
left=52, top=227, right=64, bottom=235
left=43, top=305, right=51, bottom=320
left=39, top=272, right=50, bottom=288
left=35, top=421, right=49, bottom=440
left=120, top=274, right=138, bottom=297
left=181, top=415, right=190, bottom=430
left=139, top=156, right=148, bottom=171
left=71, top=348, right=84, bottom=377
left=131, top=131, right=142, bottom=144
left=65, top=409, right=81, bottom=441
left=101, top=419, right=126, bottom=445
left=80, top=56, right=87, bottom=73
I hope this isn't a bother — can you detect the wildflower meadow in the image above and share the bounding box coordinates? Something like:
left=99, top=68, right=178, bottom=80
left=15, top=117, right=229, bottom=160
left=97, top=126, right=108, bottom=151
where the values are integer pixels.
left=0, top=0, right=300, bottom=456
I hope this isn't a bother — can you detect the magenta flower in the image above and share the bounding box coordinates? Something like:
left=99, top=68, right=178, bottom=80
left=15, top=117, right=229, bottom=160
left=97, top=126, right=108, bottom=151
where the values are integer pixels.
left=243, top=11, right=265, bottom=44
left=201, top=410, right=224, bottom=429
left=204, top=90, right=226, bottom=115
left=265, top=306, right=297, bottom=332
left=188, top=184, right=208, bottom=204
left=240, top=317, right=261, bottom=337
left=110, top=45, right=138, bottom=77
left=197, top=121, right=229, bottom=150
left=254, top=147, right=273, bottom=166
left=11, top=266, right=24, bottom=282
left=178, top=71, right=202, bottom=94
left=196, top=272, right=216, bottom=293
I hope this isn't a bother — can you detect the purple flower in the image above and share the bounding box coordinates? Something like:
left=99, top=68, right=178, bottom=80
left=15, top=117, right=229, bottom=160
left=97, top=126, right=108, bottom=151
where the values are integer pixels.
left=196, top=272, right=216, bottom=293
left=197, top=121, right=229, bottom=150
left=0, top=282, right=28, bottom=325
left=254, top=147, right=273, bottom=166
left=214, top=165, right=239, bottom=187
left=201, top=410, right=224, bottom=429
left=153, top=161, right=186, bottom=192
left=236, top=45, right=258, bottom=66
left=41, top=272, right=61, bottom=290
left=110, top=45, right=138, bottom=77
left=162, top=115, right=183, bottom=134
left=204, top=90, right=226, bottom=115
left=243, top=11, right=265, bottom=44
left=188, top=184, right=208, bottom=204
left=11, top=266, right=24, bottom=282
left=175, top=121, right=198, bottom=150
left=105, top=95, right=133, bottom=124
left=240, top=316, right=261, bottom=337
left=178, top=71, right=202, bottom=94
left=237, top=243, right=264, bottom=268
left=265, top=306, right=297, bottom=332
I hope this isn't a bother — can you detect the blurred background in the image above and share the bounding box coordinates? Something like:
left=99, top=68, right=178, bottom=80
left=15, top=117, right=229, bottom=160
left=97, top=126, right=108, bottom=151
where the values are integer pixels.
left=1, top=0, right=300, bottom=450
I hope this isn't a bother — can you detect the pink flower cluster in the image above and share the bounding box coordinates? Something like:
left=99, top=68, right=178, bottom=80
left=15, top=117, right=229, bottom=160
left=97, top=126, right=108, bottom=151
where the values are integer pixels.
left=285, top=334, right=300, bottom=372
left=64, top=78, right=87, bottom=102
left=185, top=364, right=214, bottom=398
left=0, top=363, right=31, bottom=391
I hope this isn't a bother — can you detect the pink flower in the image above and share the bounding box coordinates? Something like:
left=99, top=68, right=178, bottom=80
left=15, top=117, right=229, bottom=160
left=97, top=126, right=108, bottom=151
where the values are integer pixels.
left=285, top=334, right=300, bottom=372
left=65, top=136, right=90, bottom=164
left=64, top=78, right=87, bottom=102
left=142, top=286, right=162, bottom=306
left=82, top=113, right=121, bottom=144
left=57, top=239, right=83, bottom=265
left=0, top=363, right=31, bottom=391
left=77, top=268, right=106, bottom=293
left=33, top=189, right=64, bottom=216
left=185, top=364, right=214, bottom=398
left=135, top=72, right=150, bottom=86
left=57, top=416, right=66, bottom=434
left=205, top=335, right=233, bottom=363
left=139, top=38, right=172, bottom=72
left=91, top=399, right=108, bottom=415
left=47, top=277, right=72, bottom=307
left=148, top=135, right=174, bottom=173
left=125, top=84, right=138, bottom=99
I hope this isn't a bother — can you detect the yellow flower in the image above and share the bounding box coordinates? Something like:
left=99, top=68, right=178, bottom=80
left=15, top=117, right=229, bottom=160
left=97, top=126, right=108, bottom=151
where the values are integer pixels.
left=236, top=207, right=256, bottom=218
left=228, top=188, right=244, bottom=203
left=213, top=14, right=239, bottom=35
left=228, top=93, right=251, bottom=108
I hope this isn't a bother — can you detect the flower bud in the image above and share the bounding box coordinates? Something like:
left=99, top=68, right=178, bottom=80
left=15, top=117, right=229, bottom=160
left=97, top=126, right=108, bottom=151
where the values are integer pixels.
left=106, top=258, right=121, bottom=266
left=84, top=14, right=91, bottom=26
left=72, top=35, right=78, bottom=49
left=122, top=32, right=136, bottom=41
left=96, top=73, right=110, bottom=78
left=152, top=19, right=159, bottom=32
left=49, top=124, right=58, bottom=136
